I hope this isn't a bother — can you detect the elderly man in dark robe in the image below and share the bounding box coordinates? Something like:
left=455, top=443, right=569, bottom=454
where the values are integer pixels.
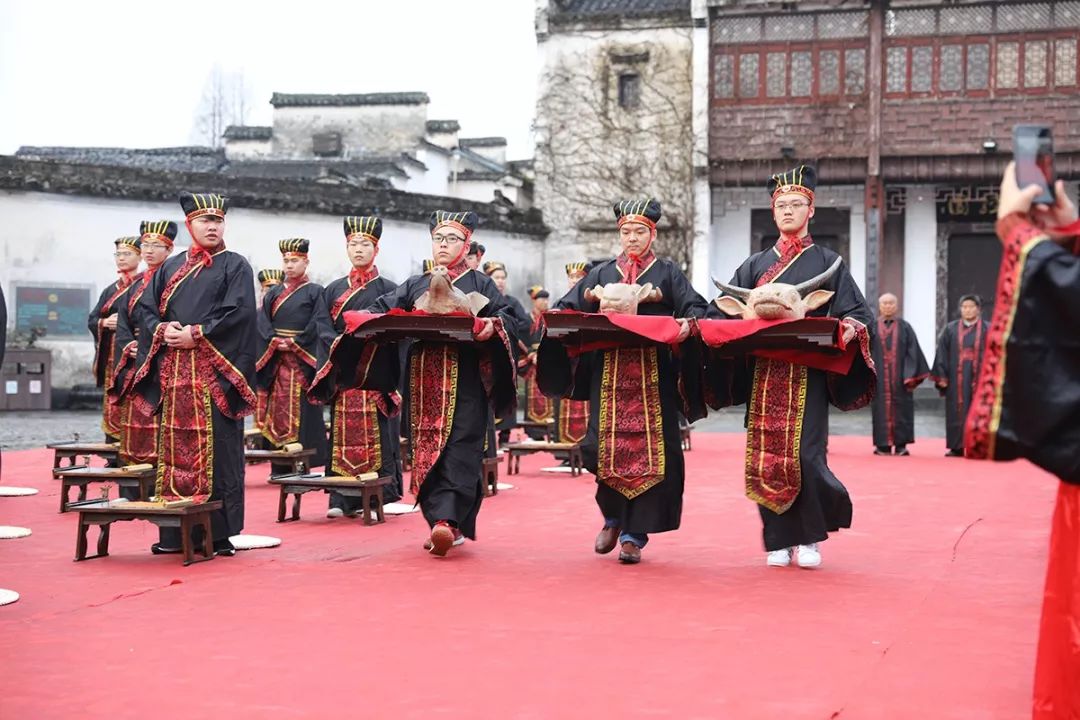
left=965, top=162, right=1080, bottom=719
left=870, top=292, right=929, bottom=456
left=931, top=294, right=989, bottom=456
left=706, top=166, right=876, bottom=569
left=127, top=192, right=257, bottom=556
left=539, top=199, right=706, bottom=565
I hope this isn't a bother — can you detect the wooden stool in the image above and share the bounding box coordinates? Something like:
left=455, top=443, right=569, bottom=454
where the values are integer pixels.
left=243, top=428, right=264, bottom=450
left=400, top=437, right=412, bottom=472
left=504, top=441, right=583, bottom=477
left=680, top=425, right=692, bottom=452
left=47, top=441, right=120, bottom=474
left=72, top=500, right=222, bottom=566
left=481, top=456, right=500, bottom=497
left=53, top=465, right=156, bottom=513
left=268, top=474, right=392, bottom=525
left=244, top=447, right=316, bottom=476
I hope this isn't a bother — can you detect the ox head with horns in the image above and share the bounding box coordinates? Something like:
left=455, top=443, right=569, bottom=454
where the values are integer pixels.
left=712, top=257, right=843, bottom=320
left=584, top=282, right=663, bottom=315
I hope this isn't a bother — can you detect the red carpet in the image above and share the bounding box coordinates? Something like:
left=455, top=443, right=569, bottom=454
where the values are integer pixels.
left=0, top=435, right=1056, bottom=719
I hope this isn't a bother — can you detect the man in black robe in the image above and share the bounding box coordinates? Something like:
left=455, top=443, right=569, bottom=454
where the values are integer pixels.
left=111, top=221, right=177, bottom=476
left=870, top=292, right=929, bottom=455
left=965, top=163, right=1080, bottom=718
left=483, top=260, right=530, bottom=444
left=251, top=269, right=284, bottom=447
left=931, top=294, right=988, bottom=456
left=521, top=285, right=553, bottom=440
left=539, top=199, right=705, bottom=565
left=256, top=238, right=332, bottom=475
left=551, top=263, right=591, bottom=447
left=310, top=216, right=403, bottom=517
left=706, top=166, right=876, bottom=569
left=89, top=235, right=141, bottom=444
left=326, top=210, right=517, bottom=557
left=128, top=192, right=257, bottom=556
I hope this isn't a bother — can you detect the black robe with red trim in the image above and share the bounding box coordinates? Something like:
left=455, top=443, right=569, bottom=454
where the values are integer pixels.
left=931, top=317, right=989, bottom=452
left=327, top=267, right=518, bottom=539
left=521, top=310, right=553, bottom=439
left=705, top=238, right=875, bottom=552
left=964, top=213, right=1080, bottom=718
left=496, top=293, right=530, bottom=435
left=870, top=317, right=929, bottom=448
left=129, top=249, right=257, bottom=540
left=310, top=271, right=403, bottom=509
left=89, top=275, right=136, bottom=440
left=540, top=256, right=708, bottom=536
left=256, top=280, right=332, bottom=470
left=110, top=270, right=164, bottom=471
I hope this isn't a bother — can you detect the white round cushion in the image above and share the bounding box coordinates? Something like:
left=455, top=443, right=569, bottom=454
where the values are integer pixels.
left=228, top=534, right=281, bottom=550
left=0, top=487, right=38, bottom=497
left=0, top=589, right=19, bottom=606
left=0, top=526, right=31, bottom=540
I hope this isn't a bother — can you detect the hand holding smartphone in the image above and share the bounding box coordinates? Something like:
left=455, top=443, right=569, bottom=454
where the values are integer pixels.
left=1013, top=124, right=1055, bottom=205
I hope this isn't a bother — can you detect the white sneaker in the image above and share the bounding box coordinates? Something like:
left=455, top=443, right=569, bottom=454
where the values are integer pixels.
left=326, top=508, right=344, bottom=518
left=766, top=548, right=792, bottom=567
left=796, top=543, right=822, bottom=568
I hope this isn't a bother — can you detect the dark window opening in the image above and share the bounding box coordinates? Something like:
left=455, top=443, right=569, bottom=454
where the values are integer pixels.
left=618, top=73, right=641, bottom=109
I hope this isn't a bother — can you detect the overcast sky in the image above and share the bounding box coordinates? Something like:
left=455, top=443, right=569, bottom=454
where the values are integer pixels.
left=0, top=0, right=538, bottom=159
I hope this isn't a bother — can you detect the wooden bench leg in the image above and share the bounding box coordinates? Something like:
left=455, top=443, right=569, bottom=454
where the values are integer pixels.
left=362, top=487, right=375, bottom=526
left=96, top=523, right=111, bottom=557
left=276, top=487, right=288, bottom=523
left=374, top=488, right=385, bottom=524
left=571, top=449, right=582, bottom=477
left=60, top=480, right=70, bottom=513
left=291, top=492, right=302, bottom=521
left=75, top=514, right=89, bottom=560
left=201, top=515, right=213, bottom=560
left=180, top=516, right=194, bottom=566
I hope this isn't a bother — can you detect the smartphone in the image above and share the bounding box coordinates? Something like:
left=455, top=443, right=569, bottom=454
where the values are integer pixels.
left=1013, top=124, right=1055, bottom=205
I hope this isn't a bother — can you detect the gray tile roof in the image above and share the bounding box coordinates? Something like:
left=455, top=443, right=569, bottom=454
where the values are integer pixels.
left=460, top=137, right=507, bottom=148
left=426, top=120, right=461, bottom=133
left=223, top=125, right=272, bottom=141
left=14, top=146, right=226, bottom=173
left=550, top=0, right=690, bottom=21
left=270, top=92, right=429, bottom=107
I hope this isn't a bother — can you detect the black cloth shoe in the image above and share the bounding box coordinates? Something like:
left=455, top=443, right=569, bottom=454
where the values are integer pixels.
left=213, top=540, right=236, bottom=557
left=874, top=446, right=892, bottom=456
left=945, top=448, right=964, bottom=457
left=895, top=446, right=910, bottom=456
left=150, top=543, right=181, bottom=555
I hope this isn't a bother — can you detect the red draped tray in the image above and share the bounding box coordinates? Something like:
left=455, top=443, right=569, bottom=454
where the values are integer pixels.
left=343, top=310, right=477, bottom=343
left=542, top=311, right=683, bottom=353
left=698, top=317, right=855, bottom=373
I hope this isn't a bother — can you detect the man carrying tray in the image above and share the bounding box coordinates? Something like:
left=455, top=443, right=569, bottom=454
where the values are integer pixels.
left=321, top=210, right=518, bottom=557
left=705, top=165, right=875, bottom=569
left=538, top=199, right=707, bottom=565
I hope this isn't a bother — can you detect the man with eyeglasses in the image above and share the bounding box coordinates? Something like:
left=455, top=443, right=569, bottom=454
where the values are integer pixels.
left=310, top=216, right=404, bottom=518
left=707, top=165, right=875, bottom=569
left=325, top=210, right=517, bottom=556
left=110, top=221, right=177, bottom=477
left=127, top=192, right=257, bottom=557
left=255, top=238, right=332, bottom=477
left=540, top=199, right=706, bottom=565
left=89, top=235, right=142, bottom=446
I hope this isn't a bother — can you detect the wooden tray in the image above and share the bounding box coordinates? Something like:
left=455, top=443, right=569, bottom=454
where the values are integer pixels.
left=698, top=317, right=842, bottom=356
left=542, top=312, right=678, bottom=347
left=348, top=313, right=476, bottom=343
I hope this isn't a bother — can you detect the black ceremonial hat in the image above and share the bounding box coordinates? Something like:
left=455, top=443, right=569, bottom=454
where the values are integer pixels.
left=344, top=216, right=382, bottom=242
left=768, top=165, right=817, bottom=201
left=613, top=199, right=662, bottom=229
left=279, top=238, right=310, bottom=255
left=179, top=192, right=228, bottom=220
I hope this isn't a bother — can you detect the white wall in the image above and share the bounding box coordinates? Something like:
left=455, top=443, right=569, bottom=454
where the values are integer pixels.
left=902, top=186, right=939, bottom=358
left=0, top=190, right=544, bottom=387
left=224, top=138, right=273, bottom=161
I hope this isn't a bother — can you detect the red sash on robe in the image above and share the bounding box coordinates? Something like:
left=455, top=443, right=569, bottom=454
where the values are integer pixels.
left=262, top=351, right=306, bottom=446
left=744, top=238, right=813, bottom=514
left=558, top=399, right=589, bottom=444
left=327, top=271, right=392, bottom=476
left=97, top=277, right=134, bottom=438
left=524, top=365, right=553, bottom=423
left=596, top=346, right=665, bottom=499
left=878, top=319, right=899, bottom=446
left=409, top=343, right=459, bottom=496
